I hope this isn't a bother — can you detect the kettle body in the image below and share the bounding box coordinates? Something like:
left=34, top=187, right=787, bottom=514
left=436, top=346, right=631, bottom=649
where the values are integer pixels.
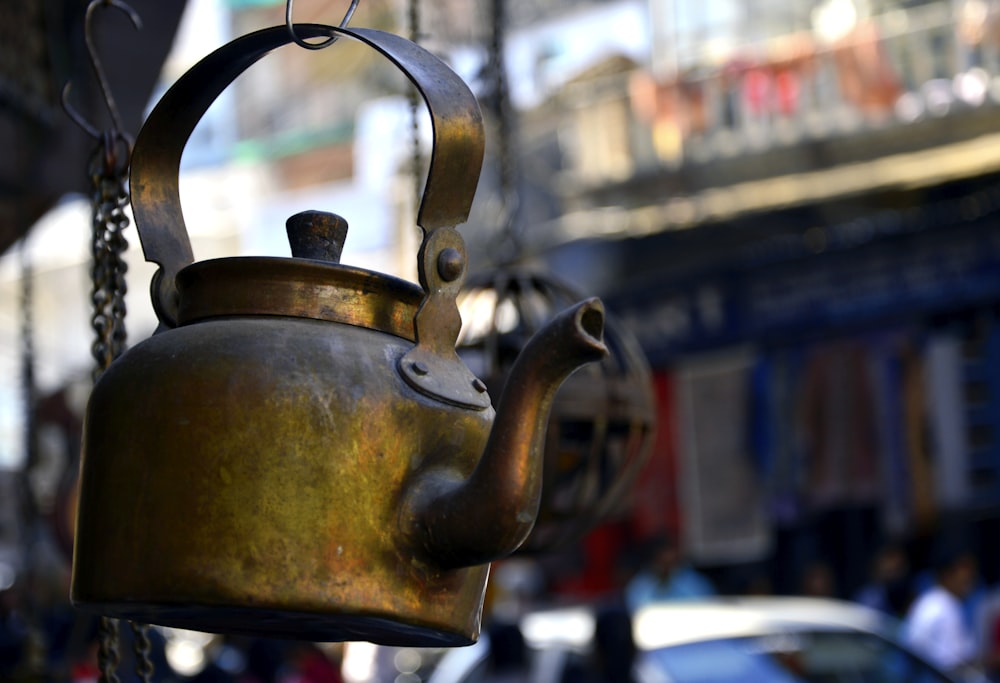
left=75, top=310, right=491, bottom=645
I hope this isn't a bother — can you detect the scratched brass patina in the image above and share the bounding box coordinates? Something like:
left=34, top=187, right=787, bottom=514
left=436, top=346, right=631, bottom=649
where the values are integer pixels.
left=71, top=24, right=607, bottom=646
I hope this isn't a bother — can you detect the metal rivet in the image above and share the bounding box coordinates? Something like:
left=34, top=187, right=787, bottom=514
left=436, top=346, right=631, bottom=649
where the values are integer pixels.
left=411, top=361, right=429, bottom=376
left=437, top=247, right=464, bottom=282
left=472, top=378, right=487, bottom=393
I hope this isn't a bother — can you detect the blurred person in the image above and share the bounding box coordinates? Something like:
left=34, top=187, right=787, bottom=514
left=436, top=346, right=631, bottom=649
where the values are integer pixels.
left=559, top=603, right=635, bottom=683
left=798, top=560, right=837, bottom=598
left=188, top=661, right=237, bottom=683
left=279, top=643, right=342, bottom=683
left=0, top=586, right=27, bottom=678
left=240, top=638, right=287, bottom=683
left=479, top=621, right=529, bottom=683
left=853, top=543, right=913, bottom=618
left=977, top=595, right=1000, bottom=682
left=903, top=547, right=983, bottom=678
left=972, top=581, right=1000, bottom=682
left=71, top=638, right=100, bottom=683
left=624, top=534, right=714, bottom=612
left=742, top=571, right=774, bottom=596
left=68, top=619, right=101, bottom=683
left=592, top=603, right=636, bottom=683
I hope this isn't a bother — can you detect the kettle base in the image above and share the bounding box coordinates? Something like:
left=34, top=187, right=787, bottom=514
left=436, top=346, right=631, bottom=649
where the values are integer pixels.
left=72, top=600, right=477, bottom=646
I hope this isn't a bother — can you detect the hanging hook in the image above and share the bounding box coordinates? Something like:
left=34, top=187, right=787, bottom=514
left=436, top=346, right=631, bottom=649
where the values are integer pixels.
left=286, top=0, right=360, bottom=50
left=62, top=0, right=143, bottom=142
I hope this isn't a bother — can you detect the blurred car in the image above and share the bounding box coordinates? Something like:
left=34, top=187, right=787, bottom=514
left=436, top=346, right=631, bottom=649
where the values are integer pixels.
left=428, top=597, right=964, bottom=683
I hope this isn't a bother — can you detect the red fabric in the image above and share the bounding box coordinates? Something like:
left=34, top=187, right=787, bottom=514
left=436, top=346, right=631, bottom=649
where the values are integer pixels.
left=632, top=370, right=680, bottom=539
left=743, top=69, right=773, bottom=114
left=774, top=69, right=800, bottom=115
left=71, top=662, right=99, bottom=683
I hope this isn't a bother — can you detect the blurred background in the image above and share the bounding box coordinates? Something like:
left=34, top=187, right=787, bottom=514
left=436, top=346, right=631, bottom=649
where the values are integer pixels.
left=2, top=0, right=1000, bottom=680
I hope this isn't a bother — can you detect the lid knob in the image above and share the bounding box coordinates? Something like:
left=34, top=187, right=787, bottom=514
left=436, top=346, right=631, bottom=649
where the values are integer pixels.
left=286, top=210, right=349, bottom=263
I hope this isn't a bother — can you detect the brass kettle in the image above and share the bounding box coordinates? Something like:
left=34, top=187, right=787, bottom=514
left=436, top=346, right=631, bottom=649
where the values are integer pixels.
left=70, top=25, right=607, bottom=646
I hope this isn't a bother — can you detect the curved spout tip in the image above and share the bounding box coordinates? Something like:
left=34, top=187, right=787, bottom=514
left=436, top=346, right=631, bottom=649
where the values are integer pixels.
left=574, top=297, right=608, bottom=360
left=522, top=297, right=608, bottom=377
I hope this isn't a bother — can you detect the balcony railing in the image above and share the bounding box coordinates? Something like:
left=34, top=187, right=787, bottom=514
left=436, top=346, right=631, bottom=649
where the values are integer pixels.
left=561, top=2, right=1000, bottom=186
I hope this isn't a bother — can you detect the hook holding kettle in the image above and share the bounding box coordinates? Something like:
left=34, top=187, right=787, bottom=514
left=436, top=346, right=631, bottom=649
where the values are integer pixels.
left=286, top=0, right=360, bottom=50
left=62, top=0, right=143, bottom=142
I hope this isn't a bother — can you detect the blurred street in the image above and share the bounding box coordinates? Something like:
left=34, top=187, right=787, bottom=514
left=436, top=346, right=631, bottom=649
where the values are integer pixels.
left=1, top=0, right=1000, bottom=681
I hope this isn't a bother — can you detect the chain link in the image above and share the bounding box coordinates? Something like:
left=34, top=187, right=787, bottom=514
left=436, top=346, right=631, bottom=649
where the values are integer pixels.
left=131, top=622, right=154, bottom=683
left=489, top=0, right=521, bottom=261
left=90, top=135, right=128, bottom=683
left=89, top=134, right=130, bottom=383
left=97, top=616, right=121, bottom=683
left=19, top=239, right=37, bottom=473
left=408, top=0, right=423, bottom=214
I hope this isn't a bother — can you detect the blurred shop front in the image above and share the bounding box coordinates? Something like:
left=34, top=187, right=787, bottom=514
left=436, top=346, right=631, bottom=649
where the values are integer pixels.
left=560, top=175, right=1000, bottom=599
left=517, top=0, right=1000, bottom=601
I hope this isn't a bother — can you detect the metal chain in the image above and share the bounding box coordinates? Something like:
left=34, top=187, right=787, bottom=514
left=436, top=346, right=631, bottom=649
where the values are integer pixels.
left=408, top=0, right=423, bottom=214
left=90, top=136, right=127, bottom=683
left=89, top=134, right=130, bottom=384
left=489, top=0, right=521, bottom=260
left=19, top=238, right=37, bottom=473
left=88, top=133, right=157, bottom=683
left=97, top=616, right=121, bottom=683
left=131, top=621, right=154, bottom=683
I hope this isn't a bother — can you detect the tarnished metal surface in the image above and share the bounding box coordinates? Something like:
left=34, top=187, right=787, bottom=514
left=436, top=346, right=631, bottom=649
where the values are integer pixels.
left=175, top=258, right=423, bottom=341
left=73, top=23, right=608, bottom=646
left=401, top=225, right=491, bottom=409
left=74, top=317, right=495, bottom=644
left=285, top=211, right=349, bottom=263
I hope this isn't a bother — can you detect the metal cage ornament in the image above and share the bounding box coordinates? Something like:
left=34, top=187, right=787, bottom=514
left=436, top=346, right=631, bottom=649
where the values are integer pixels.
left=71, top=24, right=608, bottom=647
left=457, top=266, right=656, bottom=553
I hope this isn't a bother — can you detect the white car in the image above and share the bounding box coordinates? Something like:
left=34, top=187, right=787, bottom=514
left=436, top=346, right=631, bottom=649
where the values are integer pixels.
left=429, top=597, right=964, bottom=683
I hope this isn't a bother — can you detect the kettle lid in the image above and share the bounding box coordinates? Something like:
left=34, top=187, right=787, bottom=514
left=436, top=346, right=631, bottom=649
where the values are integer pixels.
left=175, top=211, right=424, bottom=342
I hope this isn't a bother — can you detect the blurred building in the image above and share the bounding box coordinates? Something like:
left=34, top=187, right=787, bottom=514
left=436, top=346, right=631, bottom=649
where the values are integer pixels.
left=503, top=0, right=1000, bottom=597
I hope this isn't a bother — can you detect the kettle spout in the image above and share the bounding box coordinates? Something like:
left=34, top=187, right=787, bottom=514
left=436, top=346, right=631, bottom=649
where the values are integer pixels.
left=404, top=297, right=608, bottom=568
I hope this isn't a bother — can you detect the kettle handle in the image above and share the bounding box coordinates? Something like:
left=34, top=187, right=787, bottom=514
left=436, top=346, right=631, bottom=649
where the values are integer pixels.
left=130, top=24, right=484, bottom=327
